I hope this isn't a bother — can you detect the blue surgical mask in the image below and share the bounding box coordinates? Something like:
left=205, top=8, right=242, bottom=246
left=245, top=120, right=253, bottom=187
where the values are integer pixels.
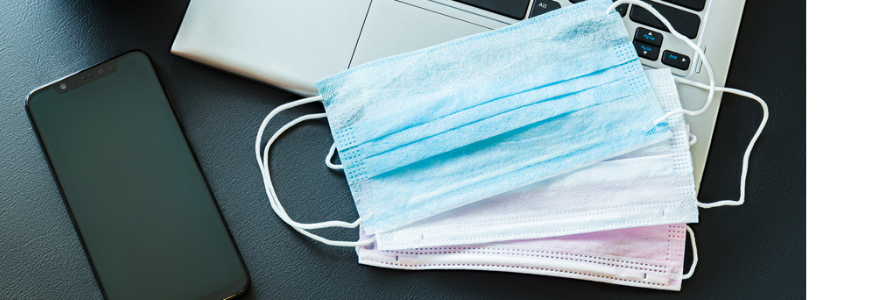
left=315, top=0, right=670, bottom=236
left=254, top=0, right=768, bottom=249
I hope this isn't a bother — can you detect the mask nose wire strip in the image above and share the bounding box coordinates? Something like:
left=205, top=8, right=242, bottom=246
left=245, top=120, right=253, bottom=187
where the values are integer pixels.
left=674, top=77, right=769, bottom=208
left=607, top=0, right=716, bottom=124
left=325, top=143, right=344, bottom=170
left=256, top=95, right=376, bottom=247
left=682, top=225, right=698, bottom=279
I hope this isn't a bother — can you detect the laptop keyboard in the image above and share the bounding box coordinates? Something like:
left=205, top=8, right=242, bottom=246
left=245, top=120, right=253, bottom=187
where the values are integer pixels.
left=450, top=0, right=706, bottom=73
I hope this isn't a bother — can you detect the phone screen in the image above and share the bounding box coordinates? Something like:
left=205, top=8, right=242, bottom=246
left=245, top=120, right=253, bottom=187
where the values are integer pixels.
left=26, top=52, right=248, bottom=300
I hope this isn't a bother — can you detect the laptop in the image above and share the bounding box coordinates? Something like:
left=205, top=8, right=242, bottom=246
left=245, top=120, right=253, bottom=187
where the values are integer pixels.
left=171, top=0, right=746, bottom=190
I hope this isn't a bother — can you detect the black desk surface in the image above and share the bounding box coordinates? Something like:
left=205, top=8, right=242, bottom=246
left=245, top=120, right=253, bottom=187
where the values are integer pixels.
left=0, top=1, right=805, bottom=299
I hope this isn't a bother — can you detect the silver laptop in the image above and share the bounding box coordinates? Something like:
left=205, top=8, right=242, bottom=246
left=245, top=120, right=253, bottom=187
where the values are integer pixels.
left=171, top=0, right=746, bottom=190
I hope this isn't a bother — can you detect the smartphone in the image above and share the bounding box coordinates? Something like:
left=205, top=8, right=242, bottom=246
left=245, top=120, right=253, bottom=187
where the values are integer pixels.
left=25, top=51, right=249, bottom=300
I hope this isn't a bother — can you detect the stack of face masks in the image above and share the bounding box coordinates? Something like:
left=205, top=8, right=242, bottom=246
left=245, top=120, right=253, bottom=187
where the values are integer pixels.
left=256, top=0, right=768, bottom=291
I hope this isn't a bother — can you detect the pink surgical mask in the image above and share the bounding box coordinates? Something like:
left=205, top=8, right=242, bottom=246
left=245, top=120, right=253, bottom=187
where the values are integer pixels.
left=357, top=224, right=697, bottom=291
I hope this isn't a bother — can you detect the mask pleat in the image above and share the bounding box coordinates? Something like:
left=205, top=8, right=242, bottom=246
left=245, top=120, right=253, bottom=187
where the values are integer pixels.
left=356, top=89, right=671, bottom=234
left=347, top=73, right=652, bottom=182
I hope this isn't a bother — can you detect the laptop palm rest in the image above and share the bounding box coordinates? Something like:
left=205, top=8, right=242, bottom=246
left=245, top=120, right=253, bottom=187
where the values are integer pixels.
left=350, top=0, right=488, bottom=68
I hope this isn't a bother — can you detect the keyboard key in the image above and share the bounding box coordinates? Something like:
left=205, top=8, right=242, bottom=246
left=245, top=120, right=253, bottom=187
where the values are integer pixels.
left=629, top=1, right=701, bottom=39
left=530, top=0, right=561, bottom=18
left=613, top=3, right=628, bottom=17
left=570, top=0, right=626, bottom=17
left=456, top=0, right=530, bottom=20
left=661, top=0, right=706, bottom=11
left=662, top=50, right=691, bottom=70
left=633, top=41, right=660, bottom=61
left=634, top=27, right=663, bottom=46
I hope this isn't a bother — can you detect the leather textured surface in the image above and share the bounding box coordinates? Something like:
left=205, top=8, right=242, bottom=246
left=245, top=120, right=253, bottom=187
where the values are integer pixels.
left=0, top=0, right=805, bottom=299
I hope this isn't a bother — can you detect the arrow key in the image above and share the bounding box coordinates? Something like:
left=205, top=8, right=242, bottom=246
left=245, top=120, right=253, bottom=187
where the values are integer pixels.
left=633, top=41, right=660, bottom=61
left=662, top=50, right=691, bottom=70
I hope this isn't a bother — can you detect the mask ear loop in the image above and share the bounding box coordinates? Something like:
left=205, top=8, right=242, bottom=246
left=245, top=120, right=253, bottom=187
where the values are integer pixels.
left=682, top=225, right=698, bottom=279
left=687, top=125, right=698, bottom=146
left=325, top=144, right=344, bottom=170
left=256, top=95, right=375, bottom=247
left=607, top=0, right=716, bottom=124
left=673, top=78, right=769, bottom=208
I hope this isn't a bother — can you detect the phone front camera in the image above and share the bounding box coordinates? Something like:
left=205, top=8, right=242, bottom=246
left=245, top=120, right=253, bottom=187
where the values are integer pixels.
left=60, top=83, right=67, bottom=89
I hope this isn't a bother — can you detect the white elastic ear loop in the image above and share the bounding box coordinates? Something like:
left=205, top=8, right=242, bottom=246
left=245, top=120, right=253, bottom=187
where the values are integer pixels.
left=607, top=1, right=769, bottom=209
left=682, top=225, right=698, bottom=279
left=674, top=77, right=770, bottom=208
left=256, top=95, right=375, bottom=247
left=325, top=144, right=344, bottom=170
left=606, top=0, right=716, bottom=124
left=686, top=125, right=698, bottom=146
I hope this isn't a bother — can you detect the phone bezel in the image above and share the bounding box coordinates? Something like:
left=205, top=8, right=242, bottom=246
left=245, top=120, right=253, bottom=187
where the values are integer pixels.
left=24, top=50, right=251, bottom=300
